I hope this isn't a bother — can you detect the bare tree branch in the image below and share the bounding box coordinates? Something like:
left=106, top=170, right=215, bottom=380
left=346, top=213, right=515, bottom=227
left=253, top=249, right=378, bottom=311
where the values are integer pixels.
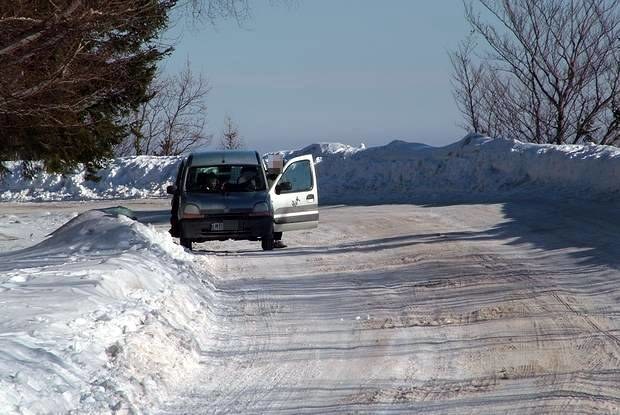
left=453, top=0, right=620, bottom=146
left=116, top=60, right=211, bottom=157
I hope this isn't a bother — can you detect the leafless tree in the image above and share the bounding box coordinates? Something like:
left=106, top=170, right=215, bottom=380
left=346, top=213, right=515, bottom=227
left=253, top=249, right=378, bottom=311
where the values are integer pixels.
left=185, top=0, right=251, bottom=24
left=450, top=36, right=485, bottom=134
left=220, top=115, right=244, bottom=149
left=452, top=0, right=620, bottom=145
left=117, top=61, right=211, bottom=156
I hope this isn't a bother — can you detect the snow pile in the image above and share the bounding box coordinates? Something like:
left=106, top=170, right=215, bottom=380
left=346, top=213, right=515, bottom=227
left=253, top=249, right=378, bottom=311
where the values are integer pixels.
left=270, top=135, right=620, bottom=203
left=0, top=210, right=217, bottom=413
left=3, top=135, right=620, bottom=203
left=0, top=156, right=181, bottom=202
left=275, top=142, right=367, bottom=160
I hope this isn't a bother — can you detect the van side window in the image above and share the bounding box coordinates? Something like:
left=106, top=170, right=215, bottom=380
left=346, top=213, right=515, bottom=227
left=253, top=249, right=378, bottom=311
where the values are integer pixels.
left=277, top=160, right=313, bottom=193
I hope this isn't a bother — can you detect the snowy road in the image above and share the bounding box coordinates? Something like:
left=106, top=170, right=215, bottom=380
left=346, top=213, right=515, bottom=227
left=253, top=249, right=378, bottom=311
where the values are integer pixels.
left=2, top=199, right=620, bottom=413
left=156, top=201, right=620, bottom=414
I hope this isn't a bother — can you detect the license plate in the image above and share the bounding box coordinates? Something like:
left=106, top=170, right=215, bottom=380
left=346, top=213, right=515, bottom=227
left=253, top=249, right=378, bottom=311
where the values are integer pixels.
left=224, top=220, right=239, bottom=230
left=211, top=222, right=224, bottom=231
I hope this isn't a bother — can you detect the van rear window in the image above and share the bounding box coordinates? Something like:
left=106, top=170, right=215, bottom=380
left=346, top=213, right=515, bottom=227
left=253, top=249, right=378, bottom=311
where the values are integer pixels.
left=185, top=165, right=266, bottom=193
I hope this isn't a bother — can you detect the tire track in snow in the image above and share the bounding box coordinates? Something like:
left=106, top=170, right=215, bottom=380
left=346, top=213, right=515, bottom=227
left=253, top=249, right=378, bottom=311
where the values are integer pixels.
left=158, top=202, right=620, bottom=414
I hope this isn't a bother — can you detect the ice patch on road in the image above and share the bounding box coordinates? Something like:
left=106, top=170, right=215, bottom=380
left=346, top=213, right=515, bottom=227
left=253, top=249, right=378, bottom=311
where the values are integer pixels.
left=0, top=210, right=214, bottom=414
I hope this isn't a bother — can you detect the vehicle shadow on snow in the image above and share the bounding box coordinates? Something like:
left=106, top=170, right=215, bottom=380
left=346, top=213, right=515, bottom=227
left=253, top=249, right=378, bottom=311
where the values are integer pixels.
left=420, top=198, right=620, bottom=270
left=183, top=198, right=620, bottom=270
left=213, top=198, right=620, bottom=271
left=234, top=232, right=488, bottom=258
left=129, top=199, right=620, bottom=270
left=187, top=233, right=481, bottom=257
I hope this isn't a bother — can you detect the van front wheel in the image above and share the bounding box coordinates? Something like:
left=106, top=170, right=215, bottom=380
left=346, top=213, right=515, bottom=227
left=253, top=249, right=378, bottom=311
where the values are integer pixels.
left=180, top=238, right=193, bottom=251
left=261, top=236, right=274, bottom=251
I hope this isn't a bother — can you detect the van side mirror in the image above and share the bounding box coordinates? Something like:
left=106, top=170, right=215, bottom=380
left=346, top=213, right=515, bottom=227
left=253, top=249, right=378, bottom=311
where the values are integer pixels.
left=166, top=184, right=178, bottom=195
left=275, top=181, right=292, bottom=195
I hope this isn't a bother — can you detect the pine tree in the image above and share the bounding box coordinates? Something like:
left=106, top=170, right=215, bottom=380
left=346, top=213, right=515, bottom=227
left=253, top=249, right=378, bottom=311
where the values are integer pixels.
left=0, top=1, right=248, bottom=174
left=0, top=1, right=175, bottom=173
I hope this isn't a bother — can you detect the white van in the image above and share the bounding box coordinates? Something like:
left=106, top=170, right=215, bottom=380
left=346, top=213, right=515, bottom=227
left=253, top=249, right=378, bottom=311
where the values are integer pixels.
left=168, top=151, right=318, bottom=251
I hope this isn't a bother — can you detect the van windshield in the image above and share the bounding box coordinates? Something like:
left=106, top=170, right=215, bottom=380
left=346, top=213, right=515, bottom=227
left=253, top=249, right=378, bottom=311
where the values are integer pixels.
left=185, top=165, right=266, bottom=193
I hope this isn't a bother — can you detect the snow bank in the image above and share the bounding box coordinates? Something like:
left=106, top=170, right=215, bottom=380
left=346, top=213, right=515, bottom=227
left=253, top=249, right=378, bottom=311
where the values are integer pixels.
left=269, top=135, right=620, bottom=203
left=0, top=210, right=216, bottom=414
left=3, top=135, right=620, bottom=203
left=0, top=156, right=181, bottom=202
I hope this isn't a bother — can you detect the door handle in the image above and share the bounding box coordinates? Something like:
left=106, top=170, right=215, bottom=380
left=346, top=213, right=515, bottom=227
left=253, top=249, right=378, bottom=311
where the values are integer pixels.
left=306, top=194, right=314, bottom=200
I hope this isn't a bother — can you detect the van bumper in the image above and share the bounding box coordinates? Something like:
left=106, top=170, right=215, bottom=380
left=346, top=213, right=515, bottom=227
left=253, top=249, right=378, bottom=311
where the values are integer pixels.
left=179, top=216, right=273, bottom=241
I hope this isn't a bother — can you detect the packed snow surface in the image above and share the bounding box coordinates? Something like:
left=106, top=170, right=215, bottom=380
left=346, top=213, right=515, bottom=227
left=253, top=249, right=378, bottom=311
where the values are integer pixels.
left=3, top=200, right=620, bottom=414
left=0, top=209, right=216, bottom=414
left=2, top=129, right=620, bottom=413
left=3, top=135, right=620, bottom=203
left=0, top=135, right=620, bottom=203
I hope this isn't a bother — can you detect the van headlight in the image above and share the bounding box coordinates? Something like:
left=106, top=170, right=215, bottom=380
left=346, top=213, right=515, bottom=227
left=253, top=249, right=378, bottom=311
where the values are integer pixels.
left=250, top=202, right=271, bottom=217
left=182, top=204, right=203, bottom=219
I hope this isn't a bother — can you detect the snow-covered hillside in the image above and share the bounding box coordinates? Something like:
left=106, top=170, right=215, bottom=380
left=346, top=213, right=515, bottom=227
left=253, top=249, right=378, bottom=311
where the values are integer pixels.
left=2, top=135, right=620, bottom=203
left=0, top=210, right=217, bottom=413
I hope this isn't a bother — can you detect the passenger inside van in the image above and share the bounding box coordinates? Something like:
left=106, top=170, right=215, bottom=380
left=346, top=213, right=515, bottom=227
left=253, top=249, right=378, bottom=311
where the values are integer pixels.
left=196, top=172, right=219, bottom=192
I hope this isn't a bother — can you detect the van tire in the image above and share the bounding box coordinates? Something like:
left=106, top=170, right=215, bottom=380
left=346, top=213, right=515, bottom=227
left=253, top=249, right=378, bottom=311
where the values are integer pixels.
left=180, top=238, right=193, bottom=251
left=261, top=236, right=274, bottom=251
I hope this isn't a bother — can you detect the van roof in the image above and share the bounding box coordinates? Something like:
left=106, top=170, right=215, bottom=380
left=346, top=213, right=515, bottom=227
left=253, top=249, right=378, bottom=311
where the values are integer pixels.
left=188, top=150, right=261, bottom=166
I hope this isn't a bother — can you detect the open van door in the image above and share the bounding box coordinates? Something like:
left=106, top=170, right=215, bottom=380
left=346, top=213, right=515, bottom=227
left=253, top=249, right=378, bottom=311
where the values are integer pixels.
left=269, top=155, right=318, bottom=232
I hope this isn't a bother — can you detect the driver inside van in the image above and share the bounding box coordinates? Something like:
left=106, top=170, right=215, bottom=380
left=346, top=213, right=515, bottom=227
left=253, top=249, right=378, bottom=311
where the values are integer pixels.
left=202, top=172, right=219, bottom=192
left=237, top=166, right=258, bottom=190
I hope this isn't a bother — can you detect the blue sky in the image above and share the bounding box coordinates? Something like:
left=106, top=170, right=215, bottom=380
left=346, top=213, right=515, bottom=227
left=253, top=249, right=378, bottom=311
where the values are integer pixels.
left=164, top=0, right=471, bottom=153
